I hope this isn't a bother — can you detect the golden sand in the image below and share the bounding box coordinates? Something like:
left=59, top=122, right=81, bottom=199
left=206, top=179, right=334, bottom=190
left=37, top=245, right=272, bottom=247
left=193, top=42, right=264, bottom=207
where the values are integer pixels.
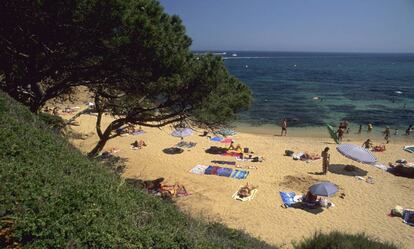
left=66, top=110, right=414, bottom=249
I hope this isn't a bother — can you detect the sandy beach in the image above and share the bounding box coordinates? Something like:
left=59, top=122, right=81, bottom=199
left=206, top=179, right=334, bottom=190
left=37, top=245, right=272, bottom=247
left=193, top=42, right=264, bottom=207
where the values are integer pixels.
left=66, top=110, right=414, bottom=249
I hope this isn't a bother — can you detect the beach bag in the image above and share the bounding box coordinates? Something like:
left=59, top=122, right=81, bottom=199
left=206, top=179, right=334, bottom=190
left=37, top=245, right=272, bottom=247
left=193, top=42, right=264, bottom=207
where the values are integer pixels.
left=285, top=150, right=294, bottom=156
left=391, top=205, right=404, bottom=217
left=243, top=147, right=249, bottom=153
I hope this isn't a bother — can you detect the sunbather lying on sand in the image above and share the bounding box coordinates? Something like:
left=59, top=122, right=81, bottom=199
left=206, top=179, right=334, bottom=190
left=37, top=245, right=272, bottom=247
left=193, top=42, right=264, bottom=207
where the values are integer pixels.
left=301, top=152, right=321, bottom=160
left=131, top=140, right=147, bottom=149
left=372, top=144, right=386, bottom=152
left=237, top=183, right=258, bottom=198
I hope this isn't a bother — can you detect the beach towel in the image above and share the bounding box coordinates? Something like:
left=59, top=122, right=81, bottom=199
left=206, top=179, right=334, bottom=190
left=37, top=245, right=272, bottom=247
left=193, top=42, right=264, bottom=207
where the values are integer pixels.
left=231, top=169, right=249, bottom=179
left=403, top=209, right=414, bottom=226
left=292, top=152, right=304, bottom=160
left=373, top=163, right=388, bottom=171
left=211, top=160, right=236, bottom=165
left=176, top=141, right=197, bottom=148
left=189, top=165, right=208, bottom=175
left=220, top=138, right=234, bottom=144
left=205, top=166, right=220, bottom=175
left=217, top=167, right=233, bottom=177
left=222, top=152, right=242, bottom=158
left=279, top=191, right=301, bottom=208
left=131, top=130, right=145, bottom=135
left=210, top=136, right=223, bottom=142
left=232, top=189, right=258, bottom=202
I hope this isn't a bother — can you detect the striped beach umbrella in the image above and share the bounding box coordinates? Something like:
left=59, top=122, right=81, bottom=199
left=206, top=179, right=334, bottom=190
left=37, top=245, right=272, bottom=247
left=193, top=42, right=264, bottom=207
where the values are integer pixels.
left=336, top=144, right=377, bottom=165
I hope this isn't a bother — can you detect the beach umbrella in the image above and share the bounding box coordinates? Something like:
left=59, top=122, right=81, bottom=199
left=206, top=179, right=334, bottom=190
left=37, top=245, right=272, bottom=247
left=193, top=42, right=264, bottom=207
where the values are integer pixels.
left=326, top=124, right=339, bottom=144
left=171, top=128, right=193, bottom=138
left=336, top=144, right=377, bottom=165
left=309, top=182, right=338, bottom=197
left=403, top=145, right=414, bottom=153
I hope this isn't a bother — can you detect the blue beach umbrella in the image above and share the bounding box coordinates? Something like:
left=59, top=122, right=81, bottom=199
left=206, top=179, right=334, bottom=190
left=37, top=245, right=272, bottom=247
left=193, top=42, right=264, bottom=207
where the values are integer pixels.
left=309, top=182, right=338, bottom=197
left=336, top=144, right=377, bottom=165
left=171, top=128, right=193, bottom=138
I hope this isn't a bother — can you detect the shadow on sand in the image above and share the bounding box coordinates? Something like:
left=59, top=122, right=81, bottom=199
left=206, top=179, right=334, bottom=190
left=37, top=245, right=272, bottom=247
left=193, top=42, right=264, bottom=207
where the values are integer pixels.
left=328, top=164, right=368, bottom=177
left=289, top=202, right=324, bottom=215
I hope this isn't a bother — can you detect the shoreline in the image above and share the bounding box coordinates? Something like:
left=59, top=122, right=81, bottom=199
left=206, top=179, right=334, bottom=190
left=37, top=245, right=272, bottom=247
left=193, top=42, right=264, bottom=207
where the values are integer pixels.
left=234, top=122, right=414, bottom=144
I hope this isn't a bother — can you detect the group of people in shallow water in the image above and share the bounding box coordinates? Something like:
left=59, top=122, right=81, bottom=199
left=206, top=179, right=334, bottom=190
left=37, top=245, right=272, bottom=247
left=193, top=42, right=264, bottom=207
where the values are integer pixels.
left=336, top=120, right=413, bottom=144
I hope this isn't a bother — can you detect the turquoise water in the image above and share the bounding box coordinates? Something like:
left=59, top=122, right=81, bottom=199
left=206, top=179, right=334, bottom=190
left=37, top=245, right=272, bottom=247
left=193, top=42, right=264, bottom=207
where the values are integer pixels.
left=220, top=52, right=414, bottom=131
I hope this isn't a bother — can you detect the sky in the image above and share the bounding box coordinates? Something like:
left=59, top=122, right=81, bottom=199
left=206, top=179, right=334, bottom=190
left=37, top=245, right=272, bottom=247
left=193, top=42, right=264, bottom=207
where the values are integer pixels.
left=159, top=0, right=414, bottom=53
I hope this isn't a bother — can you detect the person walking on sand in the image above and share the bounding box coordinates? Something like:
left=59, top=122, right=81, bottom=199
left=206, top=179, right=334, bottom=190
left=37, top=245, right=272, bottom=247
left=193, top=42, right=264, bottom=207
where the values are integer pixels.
left=358, top=124, right=362, bottom=134
left=321, top=147, right=330, bottom=175
left=280, top=118, right=288, bottom=136
left=383, top=126, right=391, bottom=144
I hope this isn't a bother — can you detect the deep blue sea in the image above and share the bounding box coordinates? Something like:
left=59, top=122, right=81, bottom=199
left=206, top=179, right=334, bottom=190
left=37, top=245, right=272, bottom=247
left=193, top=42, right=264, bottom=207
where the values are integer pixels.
left=218, top=51, right=414, bottom=129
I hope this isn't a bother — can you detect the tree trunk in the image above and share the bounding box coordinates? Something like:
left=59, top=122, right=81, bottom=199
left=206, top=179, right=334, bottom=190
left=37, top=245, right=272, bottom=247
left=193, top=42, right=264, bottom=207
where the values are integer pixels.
left=87, top=117, right=125, bottom=157
left=88, top=135, right=109, bottom=157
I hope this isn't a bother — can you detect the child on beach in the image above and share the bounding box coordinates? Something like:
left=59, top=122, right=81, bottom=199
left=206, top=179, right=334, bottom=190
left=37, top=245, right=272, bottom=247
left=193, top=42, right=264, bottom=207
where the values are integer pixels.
left=321, top=147, right=330, bottom=175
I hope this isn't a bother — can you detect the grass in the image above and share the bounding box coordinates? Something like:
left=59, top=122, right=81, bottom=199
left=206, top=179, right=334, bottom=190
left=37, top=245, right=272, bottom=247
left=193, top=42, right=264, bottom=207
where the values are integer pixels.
left=293, top=231, right=399, bottom=249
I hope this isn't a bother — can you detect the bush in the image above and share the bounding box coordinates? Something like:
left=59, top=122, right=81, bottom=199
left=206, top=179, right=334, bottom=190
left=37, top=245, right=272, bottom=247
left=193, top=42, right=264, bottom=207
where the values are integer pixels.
left=293, top=231, right=399, bottom=249
left=0, top=90, right=276, bottom=248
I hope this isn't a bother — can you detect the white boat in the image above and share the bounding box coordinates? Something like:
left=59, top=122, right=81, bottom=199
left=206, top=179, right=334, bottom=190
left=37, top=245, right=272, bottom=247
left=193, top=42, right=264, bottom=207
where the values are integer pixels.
left=232, top=53, right=237, bottom=57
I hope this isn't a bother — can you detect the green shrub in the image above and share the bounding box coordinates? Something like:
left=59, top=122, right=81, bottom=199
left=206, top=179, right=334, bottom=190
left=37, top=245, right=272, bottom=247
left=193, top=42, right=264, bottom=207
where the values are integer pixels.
left=0, top=90, right=276, bottom=248
left=293, top=231, right=399, bottom=249
left=37, top=112, right=65, bottom=130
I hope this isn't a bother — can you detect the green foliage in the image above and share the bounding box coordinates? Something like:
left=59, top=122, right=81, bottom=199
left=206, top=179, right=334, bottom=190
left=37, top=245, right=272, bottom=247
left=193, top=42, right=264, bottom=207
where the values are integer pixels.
left=293, top=231, right=399, bottom=249
left=0, top=0, right=192, bottom=111
left=37, top=112, right=65, bottom=130
left=0, top=91, right=273, bottom=248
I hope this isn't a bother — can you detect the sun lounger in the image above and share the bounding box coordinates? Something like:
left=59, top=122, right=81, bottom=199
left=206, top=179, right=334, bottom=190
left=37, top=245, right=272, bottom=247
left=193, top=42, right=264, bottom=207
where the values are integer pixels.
left=232, top=189, right=258, bottom=202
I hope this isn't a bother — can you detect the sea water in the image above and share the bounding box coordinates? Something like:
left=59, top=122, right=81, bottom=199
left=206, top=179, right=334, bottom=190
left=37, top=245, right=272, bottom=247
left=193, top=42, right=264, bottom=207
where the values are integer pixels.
left=218, top=51, right=414, bottom=139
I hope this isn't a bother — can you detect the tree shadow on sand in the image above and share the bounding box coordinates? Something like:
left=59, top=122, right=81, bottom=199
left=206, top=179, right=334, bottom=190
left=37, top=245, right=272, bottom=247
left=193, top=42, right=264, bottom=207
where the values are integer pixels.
left=328, top=164, right=368, bottom=177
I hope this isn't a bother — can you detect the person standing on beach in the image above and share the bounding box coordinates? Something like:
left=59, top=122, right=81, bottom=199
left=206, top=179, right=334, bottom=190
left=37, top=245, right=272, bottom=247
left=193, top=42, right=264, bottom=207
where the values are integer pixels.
left=336, top=127, right=344, bottom=142
left=383, top=126, right=391, bottom=144
left=406, top=125, right=413, bottom=136
left=358, top=124, right=362, bottom=134
left=367, top=123, right=373, bottom=132
left=321, top=147, right=330, bottom=175
left=281, top=118, right=288, bottom=136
